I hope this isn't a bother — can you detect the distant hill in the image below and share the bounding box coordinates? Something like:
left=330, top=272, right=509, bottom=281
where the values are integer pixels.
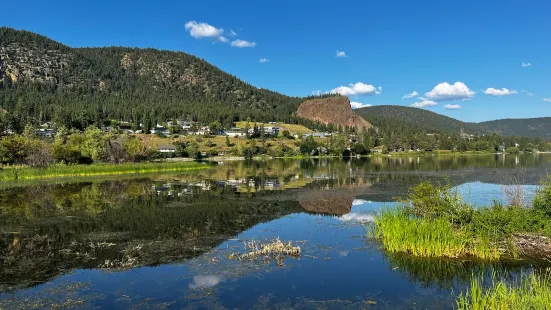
left=296, top=96, right=373, bottom=130
left=0, top=27, right=303, bottom=131
left=357, top=105, right=551, bottom=138
left=477, top=118, right=551, bottom=138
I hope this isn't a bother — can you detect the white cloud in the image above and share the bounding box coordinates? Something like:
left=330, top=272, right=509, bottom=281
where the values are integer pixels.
left=425, top=82, right=475, bottom=102
left=484, top=88, right=518, bottom=96
left=350, top=102, right=373, bottom=109
left=445, top=104, right=462, bottom=110
left=522, top=62, right=532, bottom=67
left=312, top=90, right=322, bottom=96
left=521, top=90, right=534, bottom=97
left=189, top=275, right=223, bottom=289
left=543, top=98, right=551, bottom=102
left=231, top=39, right=256, bottom=48
left=229, top=29, right=238, bottom=37
left=218, top=36, right=229, bottom=43
left=412, top=98, right=437, bottom=108
left=336, top=50, right=347, bottom=58
left=259, top=58, right=270, bottom=63
left=402, top=91, right=419, bottom=99
left=185, top=21, right=224, bottom=39
left=329, top=82, right=381, bottom=96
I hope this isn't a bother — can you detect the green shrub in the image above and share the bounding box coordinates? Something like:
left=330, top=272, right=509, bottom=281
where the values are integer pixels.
left=399, top=180, right=470, bottom=221
left=534, top=176, right=551, bottom=217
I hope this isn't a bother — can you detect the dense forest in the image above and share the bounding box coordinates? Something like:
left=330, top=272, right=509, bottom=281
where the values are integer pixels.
left=357, top=105, right=551, bottom=139
left=0, top=27, right=313, bottom=132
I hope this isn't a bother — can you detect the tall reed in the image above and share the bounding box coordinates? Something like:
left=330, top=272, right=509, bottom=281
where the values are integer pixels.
left=456, top=271, right=551, bottom=310
left=374, top=208, right=502, bottom=260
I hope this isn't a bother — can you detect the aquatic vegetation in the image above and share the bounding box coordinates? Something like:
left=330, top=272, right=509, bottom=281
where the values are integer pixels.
left=229, top=238, right=301, bottom=265
left=456, top=271, right=551, bottom=310
left=0, top=161, right=208, bottom=181
left=374, top=208, right=502, bottom=259
left=373, top=176, right=551, bottom=261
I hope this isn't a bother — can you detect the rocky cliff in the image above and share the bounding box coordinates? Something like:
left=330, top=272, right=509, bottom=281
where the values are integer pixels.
left=296, top=96, right=373, bottom=130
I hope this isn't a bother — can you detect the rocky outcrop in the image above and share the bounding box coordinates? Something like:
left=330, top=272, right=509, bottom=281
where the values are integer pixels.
left=296, top=96, right=373, bottom=130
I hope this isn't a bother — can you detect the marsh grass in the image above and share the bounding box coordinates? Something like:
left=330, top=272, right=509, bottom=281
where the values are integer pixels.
left=456, top=271, right=551, bottom=310
left=0, top=162, right=209, bottom=181
left=374, top=209, right=502, bottom=260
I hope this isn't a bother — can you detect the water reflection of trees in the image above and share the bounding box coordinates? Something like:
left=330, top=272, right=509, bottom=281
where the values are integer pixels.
left=0, top=180, right=304, bottom=291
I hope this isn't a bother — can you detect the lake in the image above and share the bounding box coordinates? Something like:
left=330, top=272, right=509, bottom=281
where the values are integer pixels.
left=1, top=154, right=550, bottom=309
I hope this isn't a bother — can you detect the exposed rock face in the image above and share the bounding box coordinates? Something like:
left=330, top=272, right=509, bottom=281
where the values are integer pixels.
left=0, top=43, right=72, bottom=84
left=296, top=96, right=373, bottom=130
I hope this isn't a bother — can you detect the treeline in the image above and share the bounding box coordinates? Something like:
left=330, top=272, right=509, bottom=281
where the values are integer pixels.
left=0, top=126, right=151, bottom=167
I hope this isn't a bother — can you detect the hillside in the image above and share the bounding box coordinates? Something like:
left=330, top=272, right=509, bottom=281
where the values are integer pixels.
left=0, top=27, right=303, bottom=132
left=478, top=118, right=551, bottom=138
left=296, top=96, right=373, bottom=130
left=357, top=105, right=551, bottom=138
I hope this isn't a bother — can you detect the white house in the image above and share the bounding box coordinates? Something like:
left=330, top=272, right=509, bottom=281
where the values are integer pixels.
left=158, top=144, right=176, bottom=153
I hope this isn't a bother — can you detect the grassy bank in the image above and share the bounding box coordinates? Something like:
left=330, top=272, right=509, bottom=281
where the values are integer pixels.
left=0, top=161, right=209, bottom=181
left=372, top=178, right=551, bottom=260
left=456, top=272, right=551, bottom=310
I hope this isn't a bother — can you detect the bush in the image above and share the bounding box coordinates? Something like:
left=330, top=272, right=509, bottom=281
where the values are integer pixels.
left=400, top=180, right=469, bottom=220
left=534, top=176, right=551, bottom=217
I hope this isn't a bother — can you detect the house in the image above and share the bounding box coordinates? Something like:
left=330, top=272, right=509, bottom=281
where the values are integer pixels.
left=226, top=128, right=246, bottom=138
left=35, top=128, right=56, bottom=138
left=264, top=126, right=280, bottom=137
left=158, top=144, right=176, bottom=153
left=151, top=124, right=170, bottom=135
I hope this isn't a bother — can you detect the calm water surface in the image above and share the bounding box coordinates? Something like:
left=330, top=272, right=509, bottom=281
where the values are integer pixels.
left=1, top=154, right=550, bottom=309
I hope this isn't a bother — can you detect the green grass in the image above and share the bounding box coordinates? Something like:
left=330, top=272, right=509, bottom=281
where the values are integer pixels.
left=0, top=161, right=209, bottom=181
left=374, top=208, right=502, bottom=260
left=372, top=177, right=551, bottom=261
left=456, top=272, right=551, bottom=310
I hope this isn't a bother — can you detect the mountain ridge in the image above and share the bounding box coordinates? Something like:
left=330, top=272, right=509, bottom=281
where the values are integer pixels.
left=357, top=105, right=551, bottom=138
left=0, top=27, right=549, bottom=138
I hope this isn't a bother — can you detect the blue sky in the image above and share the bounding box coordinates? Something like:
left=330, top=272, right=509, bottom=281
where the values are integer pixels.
left=3, top=0, right=551, bottom=122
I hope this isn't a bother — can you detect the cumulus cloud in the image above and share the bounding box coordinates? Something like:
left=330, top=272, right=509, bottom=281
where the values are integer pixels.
left=218, top=36, right=229, bottom=43
left=312, top=90, right=322, bottom=96
left=189, top=275, right=223, bottom=289
left=402, top=91, right=419, bottom=99
left=412, top=98, right=437, bottom=108
left=329, top=82, right=381, bottom=96
left=543, top=98, right=551, bottom=102
left=522, top=62, right=532, bottom=67
left=336, top=50, right=347, bottom=58
left=445, top=104, right=462, bottom=110
left=484, top=88, right=518, bottom=96
left=259, top=58, right=270, bottom=63
left=231, top=39, right=256, bottom=48
left=425, top=82, right=475, bottom=102
left=185, top=21, right=224, bottom=39
left=350, top=102, right=373, bottom=109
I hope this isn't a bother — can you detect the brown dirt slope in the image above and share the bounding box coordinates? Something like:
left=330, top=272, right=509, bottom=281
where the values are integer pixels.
left=296, top=96, right=373, bottom=130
